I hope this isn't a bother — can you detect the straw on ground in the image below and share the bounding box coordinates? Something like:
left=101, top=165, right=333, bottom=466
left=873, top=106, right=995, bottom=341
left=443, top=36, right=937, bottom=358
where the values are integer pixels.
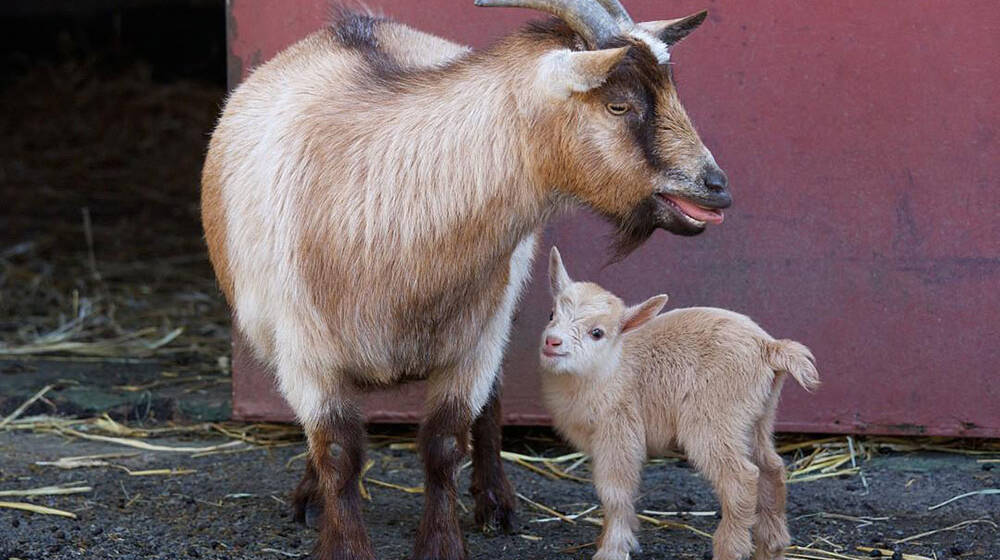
left=0, top=501, right=78, bottom=519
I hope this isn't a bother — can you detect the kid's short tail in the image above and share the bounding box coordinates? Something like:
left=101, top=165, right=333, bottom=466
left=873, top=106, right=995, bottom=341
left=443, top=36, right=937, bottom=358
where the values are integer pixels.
left=764, top=339, right=820, bottom=392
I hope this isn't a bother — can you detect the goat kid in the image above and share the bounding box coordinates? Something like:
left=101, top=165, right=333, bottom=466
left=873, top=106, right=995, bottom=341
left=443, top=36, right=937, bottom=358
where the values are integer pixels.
left=202, top=1, right=730, bottom=558
left=540, top=247, right=819, bottom=560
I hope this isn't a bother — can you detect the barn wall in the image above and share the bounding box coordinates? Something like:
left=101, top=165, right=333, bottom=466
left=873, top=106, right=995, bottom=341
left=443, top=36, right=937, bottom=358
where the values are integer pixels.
left=226, top=0, right=1000, bottom=437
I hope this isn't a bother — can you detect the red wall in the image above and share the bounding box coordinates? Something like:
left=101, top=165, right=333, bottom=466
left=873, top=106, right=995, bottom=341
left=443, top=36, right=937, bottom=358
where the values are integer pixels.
left=227, top=0, right=1000, bottom=436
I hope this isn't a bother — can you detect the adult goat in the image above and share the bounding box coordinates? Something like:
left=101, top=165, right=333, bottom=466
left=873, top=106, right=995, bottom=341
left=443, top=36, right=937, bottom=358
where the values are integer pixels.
left=201, top=1, right=730, bottom=558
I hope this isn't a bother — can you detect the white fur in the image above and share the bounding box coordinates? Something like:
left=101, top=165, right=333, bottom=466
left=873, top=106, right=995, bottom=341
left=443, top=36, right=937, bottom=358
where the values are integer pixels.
left=541, top=282, right=624, bottom=377
left=627, top=28, right=670, bottom=63
left=436, top=233, right=538, bottom=414
left=216, top=49, right=358, bottom=426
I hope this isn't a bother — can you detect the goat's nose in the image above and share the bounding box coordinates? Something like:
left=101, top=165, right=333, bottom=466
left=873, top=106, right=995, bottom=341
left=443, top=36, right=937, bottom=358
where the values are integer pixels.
left=545, top=335, right=563, bottom=348
left=702, top=165, right=728, bottom=193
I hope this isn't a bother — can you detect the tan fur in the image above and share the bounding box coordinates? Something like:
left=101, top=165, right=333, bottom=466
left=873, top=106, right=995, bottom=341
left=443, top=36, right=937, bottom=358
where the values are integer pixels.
left=204, top=16, right=719, bottom=424
left=202, top=8, right=723, bottom=558
left=541, top=248, right=818, bottom=560
left=199, top=141, right=232, bottom=302
left=374, top=21, right=472, bottom=67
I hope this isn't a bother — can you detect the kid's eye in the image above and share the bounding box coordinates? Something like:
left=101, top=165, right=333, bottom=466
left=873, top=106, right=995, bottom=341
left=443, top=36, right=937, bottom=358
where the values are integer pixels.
left=590, top=328, right=605, bottom=340
left=549, top=310, right=554, bottom=321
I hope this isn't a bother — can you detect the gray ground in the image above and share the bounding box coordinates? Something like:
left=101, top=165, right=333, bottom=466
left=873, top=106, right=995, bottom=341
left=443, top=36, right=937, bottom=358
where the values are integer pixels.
left=1, top=360, right=998, bottom=560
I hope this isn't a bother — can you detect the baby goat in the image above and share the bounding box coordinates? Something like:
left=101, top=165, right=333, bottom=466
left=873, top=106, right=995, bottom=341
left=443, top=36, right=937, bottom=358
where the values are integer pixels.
left=539, top=247, right=819, bottom=560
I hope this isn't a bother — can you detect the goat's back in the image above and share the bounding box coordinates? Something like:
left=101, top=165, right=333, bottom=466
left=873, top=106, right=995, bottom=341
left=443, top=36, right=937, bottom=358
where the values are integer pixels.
left=201, top=18, right=533, bottom=390
left=625, top=307, right=802, bottom=449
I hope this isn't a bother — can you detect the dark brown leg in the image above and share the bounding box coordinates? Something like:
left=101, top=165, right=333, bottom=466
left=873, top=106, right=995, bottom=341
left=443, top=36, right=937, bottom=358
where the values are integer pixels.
left=306, top=405, right=374, bottom=560
left=469, top=380, right=518, bottom=535
left=292, top=458, right=322, bottom=528
left=413, top=399, right=472, bottom=560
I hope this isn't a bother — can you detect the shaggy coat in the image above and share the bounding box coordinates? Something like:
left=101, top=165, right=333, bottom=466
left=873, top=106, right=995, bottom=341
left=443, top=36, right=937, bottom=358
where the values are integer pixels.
left=540, top=247, right=819, bottom=560
left=201, top=4, right=729, bottom=559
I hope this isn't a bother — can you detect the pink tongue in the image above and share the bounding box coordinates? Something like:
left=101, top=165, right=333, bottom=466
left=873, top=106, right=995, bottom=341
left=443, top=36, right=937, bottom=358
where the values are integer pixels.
left=665, top=195, right=725, bottom=224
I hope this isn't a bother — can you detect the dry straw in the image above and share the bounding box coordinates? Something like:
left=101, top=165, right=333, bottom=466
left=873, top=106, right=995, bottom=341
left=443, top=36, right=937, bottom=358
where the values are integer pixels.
left=0, top=501, right=78, bottom=519
left=0, top=384, right=55, bottom=428
left=0, top=482, right=91, bottom=498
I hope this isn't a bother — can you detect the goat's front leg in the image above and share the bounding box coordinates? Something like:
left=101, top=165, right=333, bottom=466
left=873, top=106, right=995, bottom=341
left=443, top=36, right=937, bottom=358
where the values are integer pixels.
left=470, top=376, right=518, bottom=535
left=591, top=429, right=645, bottom=560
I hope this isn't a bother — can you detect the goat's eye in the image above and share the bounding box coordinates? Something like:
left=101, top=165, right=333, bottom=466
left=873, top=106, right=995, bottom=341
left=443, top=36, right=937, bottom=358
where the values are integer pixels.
left=549, top=310, right=554, bottom=321
left=590, top=328, right=605, bottom=340
left=606, top=102, right=630, bottom=116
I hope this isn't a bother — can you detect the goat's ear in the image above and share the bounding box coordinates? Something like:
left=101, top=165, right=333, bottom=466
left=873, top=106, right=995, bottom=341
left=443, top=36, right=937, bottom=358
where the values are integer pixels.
left=621, top=294, right=668, bottom=334
left=637, top=10, right=708, bottom=47
left=548, top=246, right=571, bottom=295
left=538, top=47, right=629, bottom=99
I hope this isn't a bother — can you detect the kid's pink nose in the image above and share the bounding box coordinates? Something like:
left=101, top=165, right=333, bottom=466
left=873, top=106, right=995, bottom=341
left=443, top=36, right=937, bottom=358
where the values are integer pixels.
left=545, top=335, right=563, bottom=348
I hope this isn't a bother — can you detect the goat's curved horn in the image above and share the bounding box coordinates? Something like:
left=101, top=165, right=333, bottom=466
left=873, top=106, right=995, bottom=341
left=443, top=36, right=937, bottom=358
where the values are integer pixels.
left=594, top=0, right=633, bottom=25
left=474, top=0, right=620, bottom=48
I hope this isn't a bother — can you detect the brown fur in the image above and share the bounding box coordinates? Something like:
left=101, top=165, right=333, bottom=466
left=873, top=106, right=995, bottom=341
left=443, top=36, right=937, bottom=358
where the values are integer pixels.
left=199, top=145, right=232, bottom=302
left=415, top=399, right=473, bottom=560
left=201, top=7, right=725, bottom=559
left=470, top=380, right=518, bottom=534
left=523, top=20, right=722, bottom=255
left=540, top=248, right=818, bottom=560
left=306, top=405, right=372, bottom=560
left=291, top=458, right=320, bottom=526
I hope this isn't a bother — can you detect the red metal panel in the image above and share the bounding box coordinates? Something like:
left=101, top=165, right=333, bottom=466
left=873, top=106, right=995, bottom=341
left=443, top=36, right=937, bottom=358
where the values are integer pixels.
left=227, top=1, right=1000, bottom=436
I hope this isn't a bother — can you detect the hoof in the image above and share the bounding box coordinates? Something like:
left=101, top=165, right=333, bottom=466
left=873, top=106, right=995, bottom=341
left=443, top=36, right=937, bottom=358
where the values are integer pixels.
left=292, top=497, right=323, bottom=529
left=412, top=526, right=466, bottom=560
left=310, top=540, right=376, bottom=560
left=474, top=492, right=519, bottom=536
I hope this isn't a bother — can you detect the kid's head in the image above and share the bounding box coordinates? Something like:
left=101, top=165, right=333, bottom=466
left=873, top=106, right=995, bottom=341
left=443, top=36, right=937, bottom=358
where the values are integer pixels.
left=540, top=246, right=668, bottom=374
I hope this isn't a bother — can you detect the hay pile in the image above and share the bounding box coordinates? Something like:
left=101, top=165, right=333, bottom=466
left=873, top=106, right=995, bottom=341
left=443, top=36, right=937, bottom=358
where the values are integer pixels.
left=0, top=56, right=228, bottom=367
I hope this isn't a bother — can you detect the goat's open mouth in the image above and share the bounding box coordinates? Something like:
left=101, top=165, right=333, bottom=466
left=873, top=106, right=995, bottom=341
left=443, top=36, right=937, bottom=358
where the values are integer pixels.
left=656, top=193, right=725, bottom=226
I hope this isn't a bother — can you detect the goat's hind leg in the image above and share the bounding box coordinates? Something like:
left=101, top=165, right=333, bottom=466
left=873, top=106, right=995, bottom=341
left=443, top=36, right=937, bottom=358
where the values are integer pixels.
left=470, top=377, right=518, bottom=535
left=750, top=395, right=791, bottom=560
left=413, top=364, right=495, bottom=560
left=302, top=401, right=373, bottom=560
left=291, top=458, right=322, bottom=528
left=684, top=437, right=759, bottom=560
left=286, top=386, right=375, bottom=560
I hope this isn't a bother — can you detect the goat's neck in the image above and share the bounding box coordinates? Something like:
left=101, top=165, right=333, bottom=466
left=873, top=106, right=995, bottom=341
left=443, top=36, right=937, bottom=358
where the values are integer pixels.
left=364, top=55, right=557, bottom=251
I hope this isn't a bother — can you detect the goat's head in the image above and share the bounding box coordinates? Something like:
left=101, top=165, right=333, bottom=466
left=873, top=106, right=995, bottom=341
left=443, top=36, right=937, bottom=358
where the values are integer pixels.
left=479, top=0, right=730, bottom=256
left=540, top=246, right=668, bottom=375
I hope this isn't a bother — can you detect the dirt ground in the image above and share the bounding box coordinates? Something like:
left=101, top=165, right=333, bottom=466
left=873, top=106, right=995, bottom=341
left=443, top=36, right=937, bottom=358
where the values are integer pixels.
left=1, top=415, right=998, bottom=560
left=3, top=358, right=998, bottom=559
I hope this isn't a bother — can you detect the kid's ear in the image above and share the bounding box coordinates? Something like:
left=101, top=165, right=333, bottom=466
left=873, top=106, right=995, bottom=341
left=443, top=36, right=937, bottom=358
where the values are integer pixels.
left=548, top=246, right=572, bottom=295
left=621, top=294, right=668, bottom=334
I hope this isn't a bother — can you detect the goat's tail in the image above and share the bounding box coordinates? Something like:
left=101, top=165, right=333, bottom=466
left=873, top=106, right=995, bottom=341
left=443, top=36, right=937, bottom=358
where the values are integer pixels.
left=763, top=339, right=820, bottom=392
